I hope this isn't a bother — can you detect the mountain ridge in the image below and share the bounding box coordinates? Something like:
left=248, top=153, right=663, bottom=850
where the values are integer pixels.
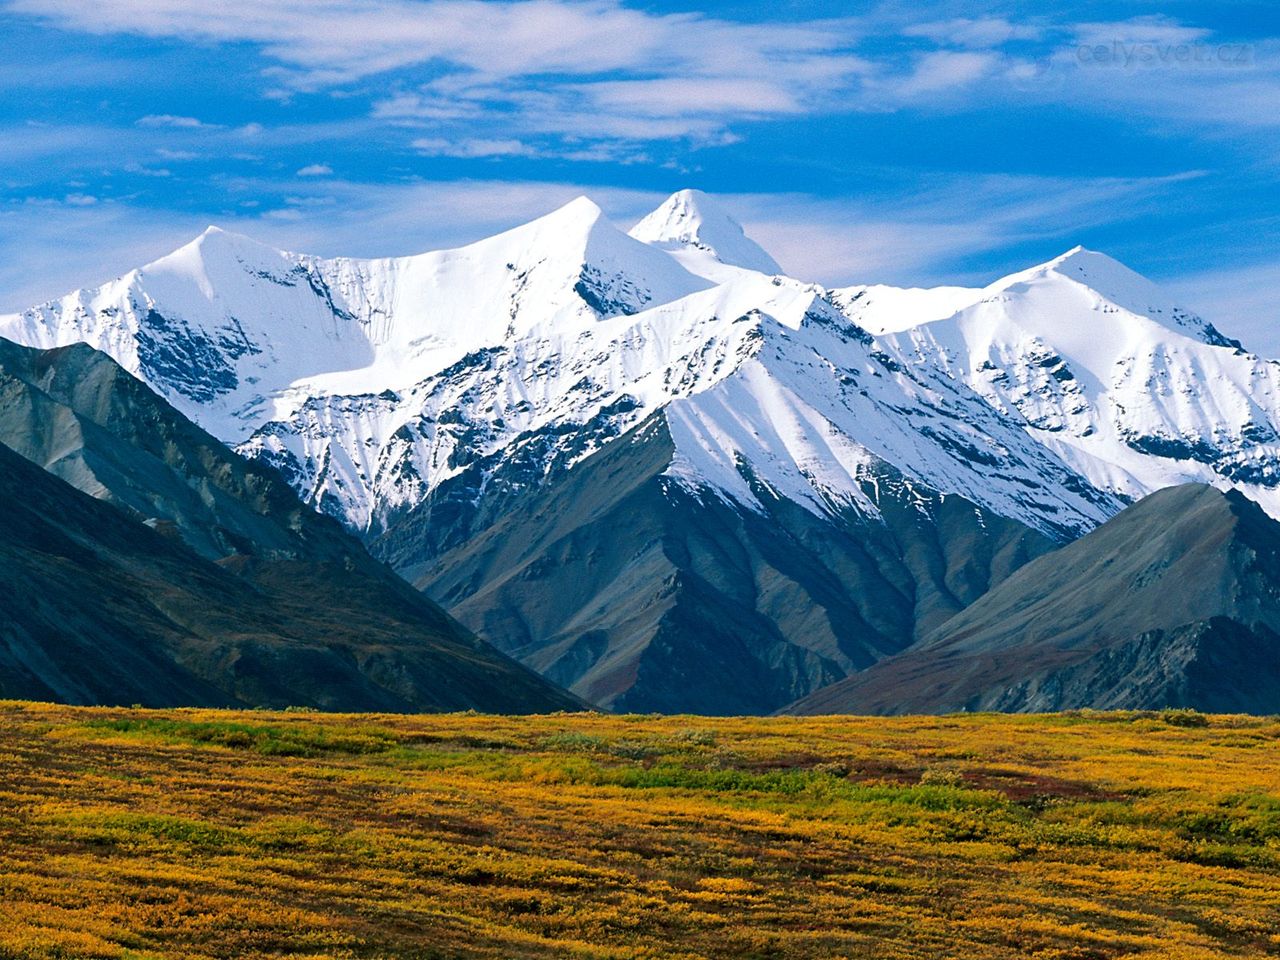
left=784, top=483, right=1280, bottom=715
left=628, top=188, right=783, bottom=278
left=6, top=190, right=1279, bottom=713
left=0, top=338, right=583, bottom=713
left=381, top=411, right=1057, bottom=712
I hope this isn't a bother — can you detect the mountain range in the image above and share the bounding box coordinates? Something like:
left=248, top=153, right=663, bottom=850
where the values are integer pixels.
left=4, top=189, right=1280, bottom=713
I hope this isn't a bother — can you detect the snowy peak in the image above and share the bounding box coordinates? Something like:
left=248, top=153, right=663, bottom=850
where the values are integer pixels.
left=161, top=223, right=298, bottom=269
left=885, top=242, right=1279, bottom=520
left=404, top=192, right=712, bottom=337
left=992, top=246, right=1155, bottom=304
left=479, top=195, right=606, bottom=254
left=0, top=194, right=713, bottom=443
left=140, top=224, right=305, bottom=299
left=990, top=246, right=1238, bottom=348
left=630, top=189, right=783, bottom=277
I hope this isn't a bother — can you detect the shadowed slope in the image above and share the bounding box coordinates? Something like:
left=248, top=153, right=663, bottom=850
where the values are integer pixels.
left=0, top=340, right=581, bottom=713
left=787, top=484, right=1280, bottom=715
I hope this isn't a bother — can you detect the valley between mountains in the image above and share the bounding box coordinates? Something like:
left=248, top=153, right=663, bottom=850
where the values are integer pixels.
left=5, top=189, right=1280, bottom=714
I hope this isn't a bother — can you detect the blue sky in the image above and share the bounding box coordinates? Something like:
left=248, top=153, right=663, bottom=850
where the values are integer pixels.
left=2, top=1, right=1278, bottom=348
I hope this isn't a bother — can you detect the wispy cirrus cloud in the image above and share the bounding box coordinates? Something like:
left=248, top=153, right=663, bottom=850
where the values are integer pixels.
left=729, top=169, right=1211, bottom=285
left=903, top=18, right=1041, bottom=48
left=891, top=50, right=1002, bottom=99
left=1050, top=20, right=1280, bottom=131
left=7, top=0, right=862, bottom=86
left=9, top=1, right=1278, bottom=156
left=10, top=0, right=867, bottom=151
left=412, top=137, right=535, bottom=158
left=136, top=114, right=218, bottom=129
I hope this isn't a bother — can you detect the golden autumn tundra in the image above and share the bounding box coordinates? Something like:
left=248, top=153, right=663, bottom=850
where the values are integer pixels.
left=1, top=702, right=1278, bottom=960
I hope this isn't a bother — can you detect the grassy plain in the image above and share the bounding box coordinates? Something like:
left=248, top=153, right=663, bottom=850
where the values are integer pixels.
left=0, top=702, right=1278, bottom=959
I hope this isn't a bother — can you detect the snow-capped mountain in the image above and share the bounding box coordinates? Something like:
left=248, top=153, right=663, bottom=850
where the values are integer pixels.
left=7, top=188, right=1279, bottom=710
left=0, top=197, right=708, bottom=441
left=3, top=191, right=1274, bottom=539
left=885, top=246, right=1280, bottom=517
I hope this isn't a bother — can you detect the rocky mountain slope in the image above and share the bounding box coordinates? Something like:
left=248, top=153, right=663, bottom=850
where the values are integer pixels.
left=0, top=339, right=581, bottom=712
left=381, top=414, right=1054, bottom=712
left=786, top=484, right=1280, bottom=715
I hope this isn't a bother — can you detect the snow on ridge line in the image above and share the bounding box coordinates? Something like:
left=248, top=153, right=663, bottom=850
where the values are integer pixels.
left=235, top=282, right=835, bottom=531
left=879, top=244, right=1280, bottom=524
left=0, top=194, right=717, bottom=441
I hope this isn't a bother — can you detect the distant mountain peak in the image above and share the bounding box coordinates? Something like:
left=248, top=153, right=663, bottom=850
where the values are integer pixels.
left=493, top=195, right=607, bottom=244
left=153, top=223, right=297, bottom=282
left=1005, top=245, right=1152, bottom=294
left=3, top=189, right=1274, bottom=548
left=550, top=194, right=605, bottom=221
left=987, top=245, right=1237, bottom=347
left=187, top=223, right=277, bottom=250
left=629, top=189, right=782, bottom=276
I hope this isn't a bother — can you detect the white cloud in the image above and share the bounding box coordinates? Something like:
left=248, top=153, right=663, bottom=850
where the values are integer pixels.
left=893, top=50, right=1000, bottom=98
left=412, top=138, right=533, bottom=158
left=136, top=114, right=213, bottom=128
left=582, top=77, right=805, bottom=118
left=123, top=162, right=171, bottom=177
left=1072, top=16, right=1211, bottom=50
left=296, top=163, right=333, bottom=176
left=904, top=18, right=1040, bottom=49
left=12, top=0, right=865, bottom=149
left=15, top=0, right=1278, bottom=165
left=0, top=122, right=138, bottom=167
left=1049, top=28, right=1280, bottom=130
left=10, top=0, right=859, bottom=86
left=283, top=195, right=336, bottom=207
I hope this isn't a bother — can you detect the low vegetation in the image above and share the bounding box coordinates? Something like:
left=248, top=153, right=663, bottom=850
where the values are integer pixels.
left=1, top=702, right=1278, bottom=959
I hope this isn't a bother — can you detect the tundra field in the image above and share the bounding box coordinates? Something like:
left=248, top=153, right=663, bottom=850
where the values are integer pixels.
left=1, top=703, right=1278, bottom=960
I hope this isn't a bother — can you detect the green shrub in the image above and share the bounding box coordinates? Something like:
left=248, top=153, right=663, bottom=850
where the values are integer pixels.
left=1160, top=708, right=1210, bottom=727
